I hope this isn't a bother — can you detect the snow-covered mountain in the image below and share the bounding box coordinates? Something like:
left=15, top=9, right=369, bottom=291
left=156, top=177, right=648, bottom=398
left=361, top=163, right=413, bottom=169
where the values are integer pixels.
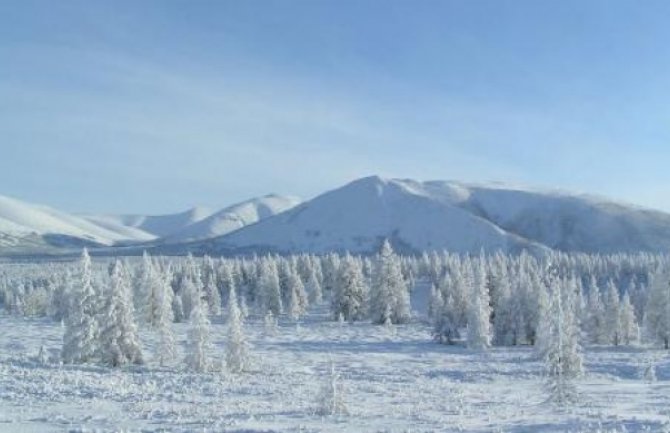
left=81, top=206, right=213, bottom=240
left=4, top=176, right=670, bottom=256
left=159, top=195, right=301, bottom=243
left=174, top=176, right=670, bottom=255
left=0, top=195, right=152, bottom=250
left=0, top=192, right=299, bottom=255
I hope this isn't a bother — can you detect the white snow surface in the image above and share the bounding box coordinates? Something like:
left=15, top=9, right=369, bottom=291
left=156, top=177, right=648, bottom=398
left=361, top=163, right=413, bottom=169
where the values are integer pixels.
left=1, top=297, right=669, bottom=432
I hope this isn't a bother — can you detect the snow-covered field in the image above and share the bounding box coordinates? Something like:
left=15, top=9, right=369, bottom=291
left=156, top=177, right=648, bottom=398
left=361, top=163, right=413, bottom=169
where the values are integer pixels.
left=2, top=306, right=669, bottom=433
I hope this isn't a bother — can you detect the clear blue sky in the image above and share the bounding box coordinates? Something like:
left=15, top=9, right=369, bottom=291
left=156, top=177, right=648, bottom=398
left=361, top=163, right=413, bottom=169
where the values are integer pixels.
left=1, top=0, right=669, bottom=214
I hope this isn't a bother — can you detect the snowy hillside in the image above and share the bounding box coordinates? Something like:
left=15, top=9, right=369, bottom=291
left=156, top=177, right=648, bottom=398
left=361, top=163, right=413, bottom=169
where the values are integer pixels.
left=4, top=176, right=670, bottom=256
left=0, top=195, right=151, bottom=247
left=177, top=176, right=670, bottom=255
left=160, top=195, right=300, bottom=243
left=188, top=176, right=547, bottom=255
left=82, top=206, right=213, bottom=239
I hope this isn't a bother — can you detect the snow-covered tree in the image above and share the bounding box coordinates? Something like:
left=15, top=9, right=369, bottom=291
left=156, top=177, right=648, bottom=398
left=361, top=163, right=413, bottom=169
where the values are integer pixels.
left=184, top=293, right=212, bottom=373
left=258, top=259, right=283, bottom=316
left=135, top=251, right=160, bottom=326
left=618, top=292, right=639, bottom=346
left=155, top=268, right=177, bottom=367
left=427, top=283, right=443, bottom=321
left=541, top=276, right=583, bottom=405
left=585, top=278, right=606, bottom=344
left=332, top=255, right=367, bottom=322
left=203, top=272, right=222, bottom=317
left=305, top=267, right=323, bottom=305
left=466, top=260, right=492, bottom=350
left=645, top=273, right=670, bottom=349
left=369, top=240, right=410, bottom=325
left=286, top=264, right=308, bottom=321
left=603, top=279, right=621, bottom=345
left=62, top=249, right=99, bottom=364
left=225, top=284, right=250, bottom=373
left=98, top=260, right=144, bottom=367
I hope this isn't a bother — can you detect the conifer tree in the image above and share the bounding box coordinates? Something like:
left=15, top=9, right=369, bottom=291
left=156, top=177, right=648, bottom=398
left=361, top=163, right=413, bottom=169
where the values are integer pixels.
left=62, top=249, right=99, bottom=364
left=226, top=284, right=250, bottom=373
left=156, top=267, right=177, bottom=367
left=98, top=260, right=144, bottom=367
left=185, top=293, right=212, bottom=372
left=604, top=279, right=621, bottom=345
left=332, top=255, right=367, bottom=322
left=466, top=260, right=492, bottom=350
left=258, top=258, right=283, bottom=316
left=369, top=240, right=410, bottom=325
left=541, top=275, right=583, bottom=405
left=645, top=273, right=670, bottom=349
left=618, top=292, right=639, bottom=346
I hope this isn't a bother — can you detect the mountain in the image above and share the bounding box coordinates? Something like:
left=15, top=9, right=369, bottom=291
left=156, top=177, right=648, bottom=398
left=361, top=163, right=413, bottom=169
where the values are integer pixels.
left=4, top=176, right=670, bottom=257
left=177, top=177, right=547, bottom=255
left=159, top=195, right=301, bottom=243
left=0, top=195, right=152, bottom=251
left=172, top=176, right=670, bottom=255
left=81, top=206, right=213, bottom=239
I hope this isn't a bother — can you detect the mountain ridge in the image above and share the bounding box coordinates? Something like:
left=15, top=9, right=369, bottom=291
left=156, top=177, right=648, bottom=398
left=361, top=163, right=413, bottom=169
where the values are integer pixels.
left=2, top=176, right=670, bottom=256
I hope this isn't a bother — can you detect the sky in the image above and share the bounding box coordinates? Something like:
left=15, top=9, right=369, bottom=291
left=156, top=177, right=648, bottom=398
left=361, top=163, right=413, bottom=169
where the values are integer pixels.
left=1, top=0, right=670, bottom=214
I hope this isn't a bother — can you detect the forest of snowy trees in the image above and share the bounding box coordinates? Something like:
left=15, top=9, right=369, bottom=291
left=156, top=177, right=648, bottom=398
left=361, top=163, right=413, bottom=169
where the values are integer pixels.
left=1, top=241, right=670, bottom=402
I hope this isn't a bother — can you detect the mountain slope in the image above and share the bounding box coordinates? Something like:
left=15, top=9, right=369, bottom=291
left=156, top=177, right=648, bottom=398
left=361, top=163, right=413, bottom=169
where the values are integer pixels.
left=82, top=206, right=213, bottom=239
left=450, top=183, right=670, bottom=253
left=182, top=176, right=546, bottom=254
left=160, top=195, right=300, bottom=243
left=173, top=176, right=670, bottom=255
left=0, top=195, right=148, bottom=247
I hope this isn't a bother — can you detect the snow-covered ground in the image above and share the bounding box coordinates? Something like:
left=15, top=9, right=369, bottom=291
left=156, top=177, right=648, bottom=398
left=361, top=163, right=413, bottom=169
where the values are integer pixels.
left=1, top=306, right=669, bottom=433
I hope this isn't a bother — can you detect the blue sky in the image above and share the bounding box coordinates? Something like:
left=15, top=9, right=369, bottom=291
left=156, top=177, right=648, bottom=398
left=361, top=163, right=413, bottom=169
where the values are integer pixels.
left=1, top=0, right=669, bottom=214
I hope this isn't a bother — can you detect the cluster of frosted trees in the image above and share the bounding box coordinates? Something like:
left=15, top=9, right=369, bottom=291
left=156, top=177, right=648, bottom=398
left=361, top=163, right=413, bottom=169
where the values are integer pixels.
left=2, top=245, right=670, bottom=372
left=424, top=251, right=669, bottom=350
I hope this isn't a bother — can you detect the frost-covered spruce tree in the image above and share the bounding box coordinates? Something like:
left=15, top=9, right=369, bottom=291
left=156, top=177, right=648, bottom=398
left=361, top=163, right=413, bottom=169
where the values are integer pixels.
left=204, top=272, right=222, bottom=317
left=332, top=255, right=367, bottom=322
left=62, top=249, right=99, bottom=364
left=542, top=276, right=583, bottom=405
left=135, top=251, right=159, bottom=325
left=155, top=268, right=177, bottom=367
left=427, top=283, right=443, bottom=322
left=305, top=266, right=323, bottom=305
left=98, top=260, right=144, bottom=367
left=618, top=292, right=639, bottom=346
left=49, top=268, right=72, bottom=322
left=180, top=275, right=201, bottom=321
left=369, top=240, right=410, bottom=325
left=226, top=283, right=250, bottom=373
left=287, top=264, right=308, bottom=321
left=184, top=293, right=212, bottom=372
left=604, top=279, right=621, bottom=346
left=466, top=259, right=492, bottom=350
left=645, top=272, right=670, bottom=349
left=258, top=258, right=283, bottom=316
left=492, top=265, right=514, bottom=346
left=585, top=277, right=606, bottom=344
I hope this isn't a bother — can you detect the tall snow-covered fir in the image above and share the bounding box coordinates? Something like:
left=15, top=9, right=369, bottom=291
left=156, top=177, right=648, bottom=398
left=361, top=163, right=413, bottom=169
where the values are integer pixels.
left=98, top=260, right=143, bottom=367
left=62, top=249, right=99, bottom=364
